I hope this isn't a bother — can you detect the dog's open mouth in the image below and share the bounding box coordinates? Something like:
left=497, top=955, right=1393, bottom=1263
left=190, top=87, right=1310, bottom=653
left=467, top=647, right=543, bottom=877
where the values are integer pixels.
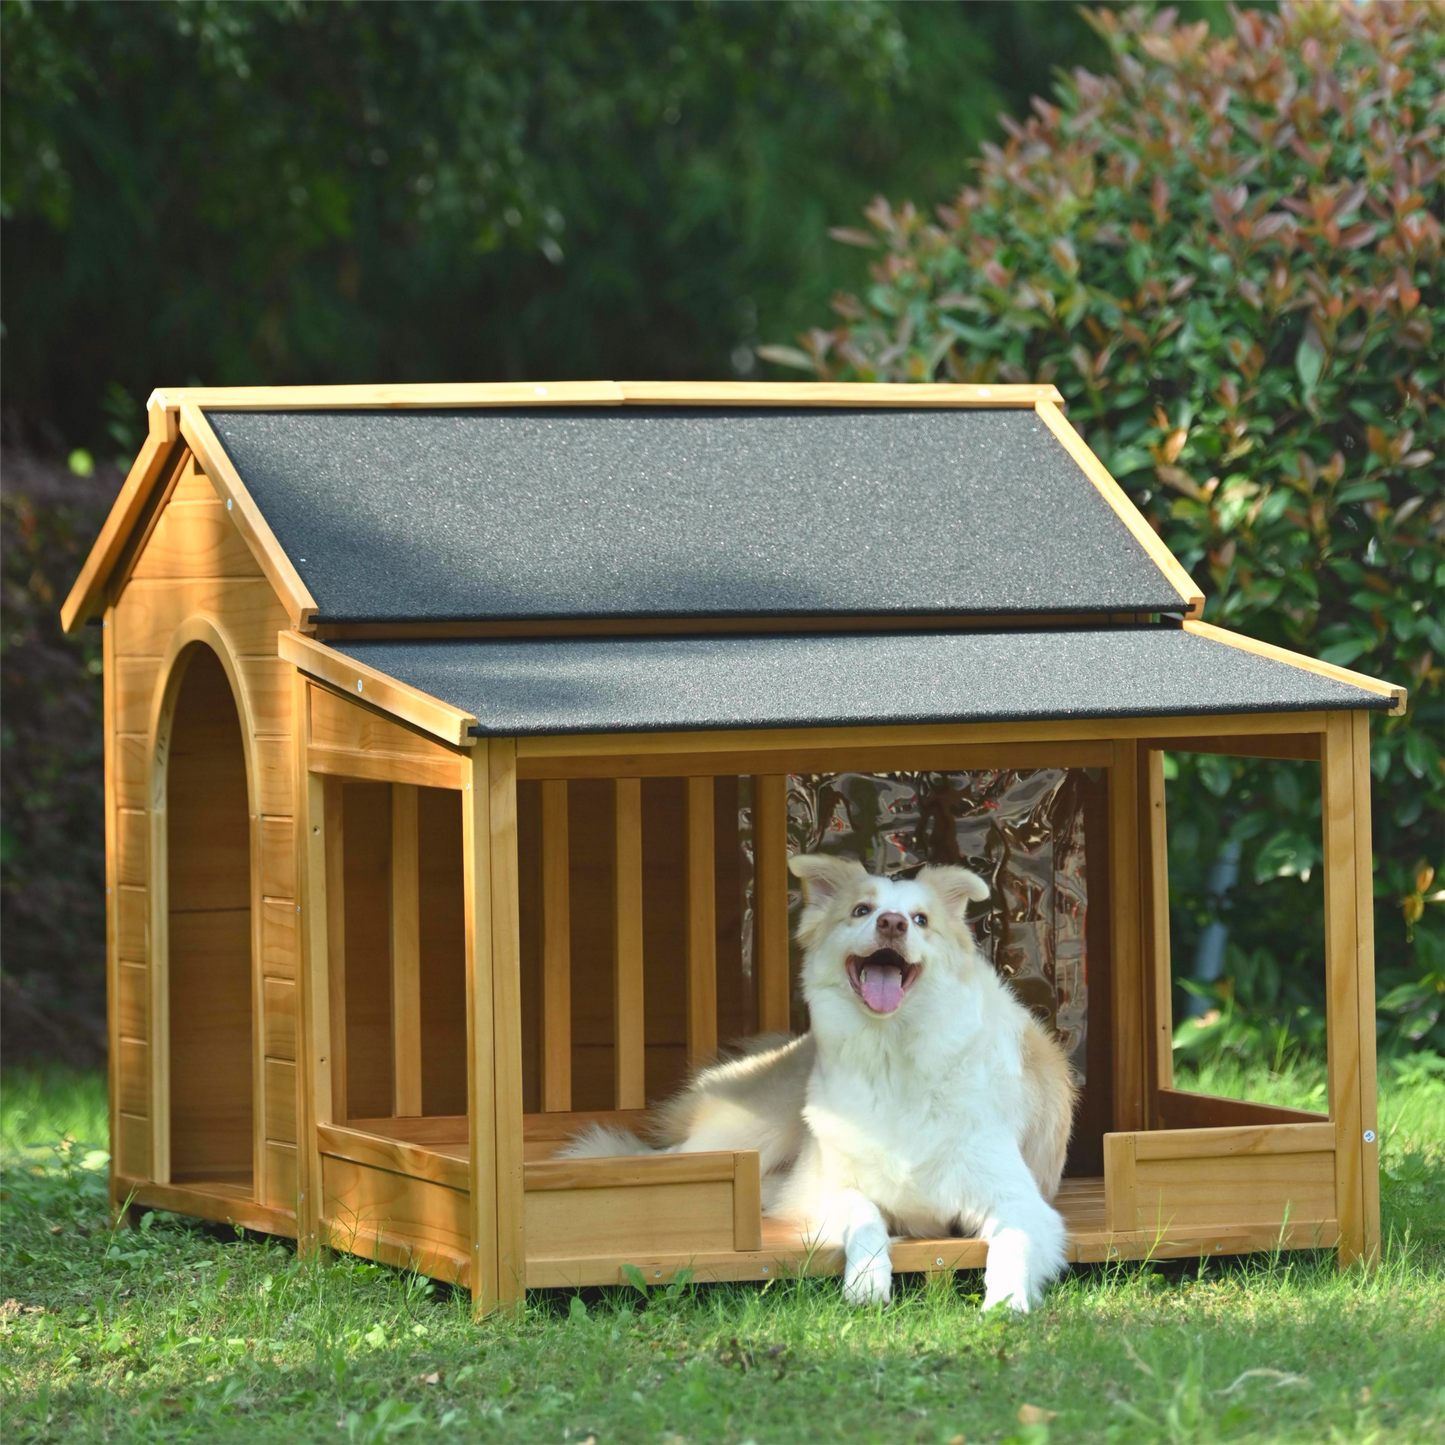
left=845, top=949, right=921, bottom=1015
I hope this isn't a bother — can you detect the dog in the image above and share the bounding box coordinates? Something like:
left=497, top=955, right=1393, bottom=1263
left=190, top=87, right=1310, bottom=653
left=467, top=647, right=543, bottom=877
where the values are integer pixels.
left=564, top=851, right=1077, bottom=1310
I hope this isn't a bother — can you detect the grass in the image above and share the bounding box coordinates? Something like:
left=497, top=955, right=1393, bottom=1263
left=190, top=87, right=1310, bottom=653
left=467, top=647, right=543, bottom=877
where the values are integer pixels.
left=2, top=1059, right=1443, bottom=1444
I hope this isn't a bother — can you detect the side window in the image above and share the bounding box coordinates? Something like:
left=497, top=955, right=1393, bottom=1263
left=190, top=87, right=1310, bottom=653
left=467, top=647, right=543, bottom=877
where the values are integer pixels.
left=1164, top=749, right=1328, bottom=1116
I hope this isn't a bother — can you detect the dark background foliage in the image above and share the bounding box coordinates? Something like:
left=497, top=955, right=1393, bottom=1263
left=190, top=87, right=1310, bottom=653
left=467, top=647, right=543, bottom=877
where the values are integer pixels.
left=766, top=1, right=1445, bottom=1054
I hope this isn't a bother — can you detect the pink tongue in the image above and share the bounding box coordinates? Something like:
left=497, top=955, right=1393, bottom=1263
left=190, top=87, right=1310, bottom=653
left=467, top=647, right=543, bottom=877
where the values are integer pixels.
left=860, top=963, right=905, bottom=1014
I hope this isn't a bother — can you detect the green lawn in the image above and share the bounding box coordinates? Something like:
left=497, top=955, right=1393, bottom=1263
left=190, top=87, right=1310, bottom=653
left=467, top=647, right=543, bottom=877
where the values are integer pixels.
left=3, top=1058, right=1443, bottom=1444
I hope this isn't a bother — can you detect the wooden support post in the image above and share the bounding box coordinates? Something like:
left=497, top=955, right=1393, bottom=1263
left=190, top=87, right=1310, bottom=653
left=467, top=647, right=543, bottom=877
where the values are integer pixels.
left=1323, top=710, right=1378, bottom=1266
left=102, top=608, right=123, bottom=1211
left=489, top=741, right=526, bottom=1304
left=390, top=783, right=422, bottom=1116
left=294, top=676, right=329, bottom=1253
left=462, top=748, right=498, bottom=1315
left=323, top=776, right=348, bottom=1126
left=1109, top=741, right=1145, bottom=1132
left=1140, top=747, right=1174, bottom=1124
left=686, top=777, right=718, bottom=1065
left=614, top=777, right=646, bottom=1109
left=540, top=780, right=572, bottom=1112
left=754, top=775, right=791, bottom=1034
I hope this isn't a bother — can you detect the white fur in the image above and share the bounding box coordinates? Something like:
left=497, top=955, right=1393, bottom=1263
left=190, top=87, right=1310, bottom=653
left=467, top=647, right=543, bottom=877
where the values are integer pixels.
left=560, top=854, right=1076, bottom=1311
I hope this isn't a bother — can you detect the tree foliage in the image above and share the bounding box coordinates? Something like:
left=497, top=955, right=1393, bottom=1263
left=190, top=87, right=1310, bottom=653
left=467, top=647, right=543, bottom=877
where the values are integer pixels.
left=1, top=0, right=1103, bottom=453
left=767, top=1, right=1445, bottom=1050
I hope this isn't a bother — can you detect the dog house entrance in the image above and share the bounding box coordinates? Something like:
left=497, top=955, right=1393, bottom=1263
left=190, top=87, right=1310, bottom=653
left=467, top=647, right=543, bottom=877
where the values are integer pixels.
left=166, top=646, right=254, bottom=1193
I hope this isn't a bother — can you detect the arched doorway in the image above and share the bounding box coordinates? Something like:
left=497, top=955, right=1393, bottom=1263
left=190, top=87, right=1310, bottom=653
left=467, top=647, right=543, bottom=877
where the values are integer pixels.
left=166, top=645, right=254, bottom=1193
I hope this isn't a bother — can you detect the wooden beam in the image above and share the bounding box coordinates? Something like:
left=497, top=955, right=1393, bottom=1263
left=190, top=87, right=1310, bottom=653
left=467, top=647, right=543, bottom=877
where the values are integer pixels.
left=488, top=741, right=526, bottom=1304
left=618, top=381, right=1062, bottom=407
left=613, top=778, right=646, bottom=1109
left=152, top=381, right=626, bottom=411
left=686, top=778, right=718, bottom=1065
left=177, top=402, right=318, bottom=630
left=1140, top=748, right=1174, bottom=1121
left=1109, top=741, right=1145, bottom=1131
left=390, top=784, right=422, bottom=1117
left=540, top=780, right=572, bottom=1112
left=754, top=775, right=791, bottom=1034
left=1035, top=399, right=1205, bottom=617
left=1351, top=710, right=1381, bottom=1264
left=1144, top=733, right=1322, bottom=761
left=61, top=432, right=178, bottom=633
left=462, top=748, right=498, bottom=1314
left=279, top=633, right=478, bottom=748
left=323, top=777, right=348, bottom=1127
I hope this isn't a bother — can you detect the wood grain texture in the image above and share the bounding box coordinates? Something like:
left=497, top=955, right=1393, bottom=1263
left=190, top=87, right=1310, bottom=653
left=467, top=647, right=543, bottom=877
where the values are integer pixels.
left=753, top=775, right=791, bottom=1034
left=489, top=740, right=528, bottom=1304
left=320, top=1155, right=471, bottom=1275
left=515, top=714, right=1324, bottom=773
left=307, top=745, right=468, bottom=790
left=613, top=778, right=646, bottom=1110
left=1146, top=733, right=1322, bottom=761
left=1035, top=400, right=1204, bottom=616
left=686, top=777, right=718, bottom=1065
left=128, top=497, right=263, bottom=582
left=294, top=682, right=325, bottom=1252
left=319, top=1122, right=469, bottom=1191
left=1154, top=1088, right=1328, bottom=1130
left=390, top=784, right=423, bottom=1117
left=1350, top=709, right=1381, bottom=1263
left=526, top=1178, right=737, bottom=1261
left=618, top=381, right=1061, bottom=408
left=62, top=431, right=178, bottom=632
left=261, top=898, right=298, bottom=980
left=1109, top=741, right=1144, bottom=1131
left=1141, top=748, right=1174, bottom=1112
left=178, top=401, right=317, bottom=630
left=263, top=976, right=297, bottom=1062
left=463, top=747, right=499, bottom=1314
left=733, top=1150, right=763, bottom=1251
left=540, top=779, right=572, bottom=1111
left=114, top=578, right=289, bottom=660
left=323, top=777, right=348, bottom=1125
left=263, top=1058, right=297, bottom=1145
left=279, top=635, right=476, bottom=745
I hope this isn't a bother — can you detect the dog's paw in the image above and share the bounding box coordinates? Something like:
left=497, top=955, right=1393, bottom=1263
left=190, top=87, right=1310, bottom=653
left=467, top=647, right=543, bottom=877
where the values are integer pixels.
left=842, top=1251, right=893, bottom=1306
left=980, top=1285, right=1031, bottom=1314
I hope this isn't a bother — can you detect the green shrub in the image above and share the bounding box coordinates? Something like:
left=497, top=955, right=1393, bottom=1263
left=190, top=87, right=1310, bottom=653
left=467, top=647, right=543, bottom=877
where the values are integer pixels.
left=765, top=2, right=1444, bottom=1053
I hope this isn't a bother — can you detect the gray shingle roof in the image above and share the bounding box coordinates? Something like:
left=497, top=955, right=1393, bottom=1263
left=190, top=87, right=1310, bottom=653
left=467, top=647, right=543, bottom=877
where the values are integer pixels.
left=207, top=407, right=1188, bottom=622
left=331, top=626, right=1387, bottom=736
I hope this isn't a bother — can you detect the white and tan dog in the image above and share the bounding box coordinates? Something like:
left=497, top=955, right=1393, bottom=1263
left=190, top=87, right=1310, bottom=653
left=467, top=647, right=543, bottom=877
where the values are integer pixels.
left=566, top=852, right=1077, bottom=1310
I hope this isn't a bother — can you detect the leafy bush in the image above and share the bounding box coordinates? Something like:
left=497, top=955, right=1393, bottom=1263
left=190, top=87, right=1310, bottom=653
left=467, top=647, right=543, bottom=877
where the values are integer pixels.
left=766, top=2, right=1445, bottom=1053
left=0, top=452, right=114, bottom=1065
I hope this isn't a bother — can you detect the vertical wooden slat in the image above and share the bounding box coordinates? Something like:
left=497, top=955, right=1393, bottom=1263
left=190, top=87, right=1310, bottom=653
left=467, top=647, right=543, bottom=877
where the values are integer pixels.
left=323, top=776, right=348, bottom=1126
left=1102, top=1131, right=1138, bottom=1233
left=686, top=777, right=718, bottom=1065
left=390, top=783, right=422, bottom=1116
left=732, top=1150, right=762, bottom=1251
left=540, top=779, right=572, bottom=1111
left=753, top=774, right=791, bottom=1034
left=1351, top=710, right=1381, bottom=1264
left=489, top=741, right=526, bottom=1303
left=294, top=677, right=326, bottom=1251
left=463, top=748, right=498, bottom=1314
left=102, top=609, right=124, bottom=1208
left=1323, top=710, right=1366, bottom=1265
left=1140, top=747, right=1174, bottom=1122
left=613, top=777, right=646, bottom=1109
left=1109, top=740, right=1145, bottom=1132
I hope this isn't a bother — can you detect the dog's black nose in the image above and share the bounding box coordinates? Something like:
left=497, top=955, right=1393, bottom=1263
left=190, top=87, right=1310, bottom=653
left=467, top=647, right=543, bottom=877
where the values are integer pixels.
left=876, top=911, right=908, bottom=941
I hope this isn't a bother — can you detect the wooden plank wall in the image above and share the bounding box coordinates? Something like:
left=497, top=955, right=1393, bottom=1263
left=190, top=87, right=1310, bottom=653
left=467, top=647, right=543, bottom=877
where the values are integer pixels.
left=110, top=455, right=300, bottom=1210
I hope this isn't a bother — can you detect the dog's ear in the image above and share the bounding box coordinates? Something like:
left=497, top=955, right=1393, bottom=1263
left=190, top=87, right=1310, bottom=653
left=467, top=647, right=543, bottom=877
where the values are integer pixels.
left=788, top=852, right=868, bottom=908
left=920, top=864, right=991, bottom=915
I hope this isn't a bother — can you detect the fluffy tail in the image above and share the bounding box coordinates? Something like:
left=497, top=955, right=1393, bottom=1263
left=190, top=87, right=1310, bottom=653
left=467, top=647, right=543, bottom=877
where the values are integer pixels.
left=554, top=1124, right=654, bottom=1160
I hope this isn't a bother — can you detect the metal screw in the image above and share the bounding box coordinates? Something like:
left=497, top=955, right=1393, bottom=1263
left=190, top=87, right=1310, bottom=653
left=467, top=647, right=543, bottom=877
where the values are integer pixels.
left=761, top=1266, right=768, bottom=1274
left=935, top=1257, right=944, bottom=1267
left=654, top=1270, right=661, bottom=1278
left=356, top=680, right=363, bottom=692
left=1364, top=1129, right=1376, bottom=1144
left=534, top=386, right=548, bottom=396
left=226, top=498, right=232, bottom=511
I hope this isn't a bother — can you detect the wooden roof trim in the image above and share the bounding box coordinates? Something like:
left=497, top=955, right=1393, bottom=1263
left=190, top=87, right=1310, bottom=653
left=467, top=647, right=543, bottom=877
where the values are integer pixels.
left=616, top=381, right=1062, bottom=407
left=1183, top=620, right=1406, bottom=716
left=179, top=402, right=319, bottom=631
left=278, top=632, right=479, bottom=747
left=142, top=380, right=1060, bottom=411
left=60, top=429, right=180, bottom=633
left=1035, top=400, right=1205, bottom=619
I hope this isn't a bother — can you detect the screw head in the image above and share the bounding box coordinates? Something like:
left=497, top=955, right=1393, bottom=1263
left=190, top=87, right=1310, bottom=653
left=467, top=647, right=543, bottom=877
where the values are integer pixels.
left=1363, top=1129, right=1376, bottom=1144
left=935, top=1257, right=944, bottom=1267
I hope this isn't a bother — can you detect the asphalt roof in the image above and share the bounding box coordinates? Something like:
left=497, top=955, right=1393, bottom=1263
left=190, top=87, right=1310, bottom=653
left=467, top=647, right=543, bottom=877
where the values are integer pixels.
left=330, top=626, right=1388, bottom=736
left=206, top=407, right=1188, bottom=622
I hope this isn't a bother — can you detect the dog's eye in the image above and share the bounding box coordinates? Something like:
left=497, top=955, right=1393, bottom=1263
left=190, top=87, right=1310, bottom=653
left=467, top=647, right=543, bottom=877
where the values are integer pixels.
left=911, top=912, right=928, bottom=928
left=851, top=903, right=872, bottom=918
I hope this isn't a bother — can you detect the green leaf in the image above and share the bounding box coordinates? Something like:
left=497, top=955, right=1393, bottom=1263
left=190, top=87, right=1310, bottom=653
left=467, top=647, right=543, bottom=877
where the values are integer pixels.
left=1295, top=335, right=1324, bottom=396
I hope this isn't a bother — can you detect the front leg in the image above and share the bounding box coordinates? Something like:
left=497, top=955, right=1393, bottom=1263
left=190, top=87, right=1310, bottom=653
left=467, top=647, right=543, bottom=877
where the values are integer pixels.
left=831, top=1188, right=894, bottom=1305
left=968, top=1150, right=1068, bottom=1312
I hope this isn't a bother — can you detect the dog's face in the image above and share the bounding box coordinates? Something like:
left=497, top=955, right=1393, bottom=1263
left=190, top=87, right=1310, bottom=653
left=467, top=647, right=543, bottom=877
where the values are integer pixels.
left=789, top=853, right=990, bottom=1027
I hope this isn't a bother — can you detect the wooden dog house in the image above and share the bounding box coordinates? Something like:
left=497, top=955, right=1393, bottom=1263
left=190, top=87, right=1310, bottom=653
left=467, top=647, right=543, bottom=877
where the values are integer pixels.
left=62, top=381, right=1401, bottom=1313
